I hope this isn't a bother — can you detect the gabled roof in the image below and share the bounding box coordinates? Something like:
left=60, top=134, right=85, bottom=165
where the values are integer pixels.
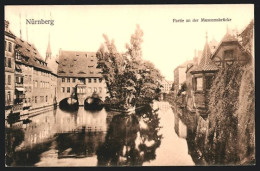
left=57, top=50, right=102, bottom=78
left=190, top=39, right=218, bottom=73
left=211, top=29, right=252, bottom=61
left=15, top=37, right=52, bottom=72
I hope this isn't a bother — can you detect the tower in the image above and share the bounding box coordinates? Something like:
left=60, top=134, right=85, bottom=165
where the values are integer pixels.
left=46, top=12, right=52, bottom=63
left=45, top=32, right=52, bottom=62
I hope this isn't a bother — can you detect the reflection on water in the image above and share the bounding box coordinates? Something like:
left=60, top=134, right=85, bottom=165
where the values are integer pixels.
left=6, top=102, right=195, bottom=166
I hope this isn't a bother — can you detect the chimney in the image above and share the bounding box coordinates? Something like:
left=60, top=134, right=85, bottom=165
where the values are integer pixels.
left=5, top=20, right=9, bottom=32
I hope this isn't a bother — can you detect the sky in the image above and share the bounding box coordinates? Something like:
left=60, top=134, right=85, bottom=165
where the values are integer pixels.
left=5, top=5, right=254, bottom=81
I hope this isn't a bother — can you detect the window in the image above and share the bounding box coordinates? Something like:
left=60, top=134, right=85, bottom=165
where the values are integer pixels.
left=206, top=76, right=214, bottom=90
left=72, top=87, right=76, bottom=93
left=7, top=91, right=11, bottom=102
left=67, top=87, right=70, bottom=93
left=224, top=50, right=234, bottom=60
left=88, top=78, right=91, bottom=83
left=67, top=78, right=70, bottom=83
left=62, top=78, right=65, bottom=82
left=46, top=96, right=48, bottom=102
left=8, top=58, right=11, bottom=68
left=8, top=75, right=11, bottom=85
left=94, top=78, right=97, bottom=83
left=16, top=52, right=21, bottom=60
left=40, top=96, right=44, bottom=102
left=72, top=78, right=76, bottom=83
left=99, top=78, right=102, bottom=83
left=195, top=77, right=203, bottom=91
left=8, top=42, right=12, bottom=52
left=28, top=98, right=31, bottom=103
left=34, top=80, right=38, bottom=88
left=224, top=50, right=234, bottom=66
left=61, top=87, right=65, bottom=93
left=35, top=96, right=37, bottom=103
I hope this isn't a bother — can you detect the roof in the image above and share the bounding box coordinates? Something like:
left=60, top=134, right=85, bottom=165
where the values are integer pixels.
left=209, top=38, right=218, bottom=53
left=174, top=60, right=193, bottom=72
left=57, top=50, right=102, bottom=78
left=15, top=37, right=52, bottom=72
left=211, top=27, right=252, bottom=61
left=190, top=40, right=218, bottom=73
left=4, top=20, right=16, bottom=38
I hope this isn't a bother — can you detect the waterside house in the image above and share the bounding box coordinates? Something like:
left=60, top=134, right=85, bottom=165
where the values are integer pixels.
left=57, top=50, right=108, bottom=105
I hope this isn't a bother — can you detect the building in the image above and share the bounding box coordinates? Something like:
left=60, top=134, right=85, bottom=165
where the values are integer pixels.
left=5, top=20, right=16, bottom=119
left=160, top=79, right=173, bottom=94
left=239, top=20, right=254, bottom=58
left=57, top=50, right=108, bottom=105
left=187, top=29, right=252, bottom=117
left=189, top=33, right=219, bottom=117
left=15, top=37, right=56, bottom=112
left=173, top=60, right=193, bottom=95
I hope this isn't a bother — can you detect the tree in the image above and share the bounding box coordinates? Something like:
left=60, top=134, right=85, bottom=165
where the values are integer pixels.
left=96, top=25, right=163, bottom=109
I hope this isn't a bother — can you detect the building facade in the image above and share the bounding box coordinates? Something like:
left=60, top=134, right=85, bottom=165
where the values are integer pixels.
left=4, top=20, right=16, bottom=119
left=173, top=60, right=193, bottom=95
left=186, top=29, right=252, bottom=118
left=160, top=79, right=173, bottom=94
left=15, top=37, right=57, bottom=112
left=57, top=50, right=108, bottom=105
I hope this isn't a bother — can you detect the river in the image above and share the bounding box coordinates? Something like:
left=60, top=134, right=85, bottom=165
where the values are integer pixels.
left=6, top=101, right=195, bottom=166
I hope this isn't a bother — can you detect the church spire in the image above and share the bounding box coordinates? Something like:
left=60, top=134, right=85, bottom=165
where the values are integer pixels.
left=46, top=12, right=52, bottom=62
left=46, top=32, right=52, bottom=62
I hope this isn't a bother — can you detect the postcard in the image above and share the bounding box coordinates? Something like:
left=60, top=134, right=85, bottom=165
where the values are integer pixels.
left=4, top=4, right=255, bottom=167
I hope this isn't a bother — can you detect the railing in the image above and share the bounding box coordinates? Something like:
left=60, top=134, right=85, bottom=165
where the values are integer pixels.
left=13, top=104, right=23, bottom=112
left=15, top=83, right=23, bottom=87
left=23, top=102, right=31, bottom=107
left=17, top=94, right=25, bottom=99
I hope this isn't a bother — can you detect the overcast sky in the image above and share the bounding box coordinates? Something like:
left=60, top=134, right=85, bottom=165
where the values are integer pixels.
left=5, top=4, right=253, bottom=80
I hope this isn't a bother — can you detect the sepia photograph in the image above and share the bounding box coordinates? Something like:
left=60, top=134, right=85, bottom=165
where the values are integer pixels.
left=4, top=4, right=255, bottom=167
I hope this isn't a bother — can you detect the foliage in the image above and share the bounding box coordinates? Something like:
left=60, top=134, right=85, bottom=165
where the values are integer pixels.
left=97, top=25, right=163, bottom=109
left=177, top=82, right=187, bottom=96
left=96, top=104, right=162, bottom=166
left=236, top=64, right=255, bottom=164
left=205, top=63, right=255, bottom=165
left=170, top=83, right=175, bottom=91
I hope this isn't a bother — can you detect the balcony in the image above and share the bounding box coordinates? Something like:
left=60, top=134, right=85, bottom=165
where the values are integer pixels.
left=23, top=102, right=31, bottom=109
left=17, top=94, right=25, bottom=99
left=15, top=83, right=23, bottom=87
left=13, top=104, right=23, bottom=112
